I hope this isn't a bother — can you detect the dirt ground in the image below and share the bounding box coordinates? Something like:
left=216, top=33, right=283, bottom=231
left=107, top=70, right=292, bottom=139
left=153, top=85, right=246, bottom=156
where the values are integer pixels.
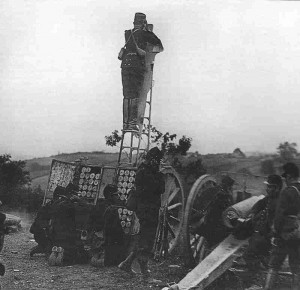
left=0, top=213, right=188, bottom=290
left=0, top=212, right=293, bottom=290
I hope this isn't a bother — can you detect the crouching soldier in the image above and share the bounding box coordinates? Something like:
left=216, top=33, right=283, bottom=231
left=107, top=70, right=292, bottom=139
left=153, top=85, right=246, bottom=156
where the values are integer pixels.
left=48, top=183, right=77, bottom=266
left=191, top=175, right=235, bottom=248
left=102, top=185, right=129, bottom=267
left=29, top=186, right=65, bottom=257
left=88, top=184, right=123, bottom=267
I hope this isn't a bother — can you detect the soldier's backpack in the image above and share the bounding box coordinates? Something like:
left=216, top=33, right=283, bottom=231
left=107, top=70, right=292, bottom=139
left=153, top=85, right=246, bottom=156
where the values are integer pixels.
left=281, top=186, right=300, bottom=241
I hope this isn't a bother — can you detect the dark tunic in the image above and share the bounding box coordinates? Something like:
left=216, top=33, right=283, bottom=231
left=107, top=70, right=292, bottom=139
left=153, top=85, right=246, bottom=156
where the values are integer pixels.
left=196, top=186, right=233, bottom=246
left=268, top=183, right=300, bottom=273
left=121, top=28, right=162, bottom=127
left=126, top=163, right=165, bottom=255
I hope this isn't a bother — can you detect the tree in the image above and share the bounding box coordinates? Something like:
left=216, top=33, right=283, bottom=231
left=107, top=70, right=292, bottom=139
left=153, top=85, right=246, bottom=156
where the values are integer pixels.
left=0, top=154, right=31, bottom=206
left=277, top=142, right=298, bottom=162
left=105, top=125, right=192, bottom=157
left=0, top=154, right=30, bottom=187
left=105, top=125, right=205, bottom=184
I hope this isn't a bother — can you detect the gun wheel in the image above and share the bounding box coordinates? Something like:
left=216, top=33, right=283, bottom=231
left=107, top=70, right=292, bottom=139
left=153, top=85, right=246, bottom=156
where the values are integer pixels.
left=159, top=166, right=185, bottom=255
left=182, top=174, right=217, bottom=266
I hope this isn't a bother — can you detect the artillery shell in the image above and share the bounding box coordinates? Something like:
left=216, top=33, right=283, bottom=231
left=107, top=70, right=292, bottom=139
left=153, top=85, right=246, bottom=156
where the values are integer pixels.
left=82, top=167, right=87, bottom=173
left=121, top=215, right=127, bottom=220
left=129, top=177, right=134, bottom=182
left=125, top=170, right=129, bottom=176
left=127, top=216, right=132, bottom=221
left=123, top=176, right=129, bottom=182
left=120, top=195, right=125, bottom=200
left=88, top=185, right=92, bottom=191
left=121, top=221, right=126, bottom=227
left=118, top=176, right=123, bottom=182
left=128, top=211, right=133, bottom=215
left=82, top=191, right=87, bottom=197
left=87, top=168, right=91, bottom=173
left=124, top=228, right=130, bottom=234
left=118, top=208, right=123, bottom=214
left=123, top=208, right=128, bottom=214
left=122, top=182, right=128, bottom=188
left=121, top=188, right=126, bottom=194
left=119, top=170, right=124, bottom=175
left=85, top=174, right=90, bottom=179
left=130, top=171, right=135, bottom=176
left=83, top=185, right=87, bottom=190
left=89, top=179, right=93, bottom=185
left=90, top=173, right=95, bottom=179
left=126, top=222, right=131, bottom=227
left=117, top=182, right=122, bottom=187
left=80, top=173, right=85, bottom=178
left=95, top=174, right=100, bottom=179
left=94, top=181, right=98, bottom=185
left=128, top=183, right=132, bottom=189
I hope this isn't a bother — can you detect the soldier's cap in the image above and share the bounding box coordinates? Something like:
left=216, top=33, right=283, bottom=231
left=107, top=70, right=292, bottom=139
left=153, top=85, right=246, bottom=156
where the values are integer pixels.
left=221, top=174, right=235, bottom=187
left=134, top=12, right=146, bottom=24
left=103, top=184, right=119, bottom=199
left=146, top=147, right=164, bottom=162
left=282, top=162, right=299, bottom=178
left=65, top=183, right=78, bottom=195
left=264, top=174, right=283, bottom=188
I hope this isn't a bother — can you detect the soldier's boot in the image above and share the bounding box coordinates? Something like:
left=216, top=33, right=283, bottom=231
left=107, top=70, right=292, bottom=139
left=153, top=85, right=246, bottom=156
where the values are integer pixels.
left=55, top=247, right=64, bottom=266
left=48, top=246, right=58, bottom=266
left=291, top=273, right=300, bottom=290
left=118, top=252, right=136, bottom=274
left=264, top=269, right=277, bottom=290
left=137, top=256, right=151, bottom=281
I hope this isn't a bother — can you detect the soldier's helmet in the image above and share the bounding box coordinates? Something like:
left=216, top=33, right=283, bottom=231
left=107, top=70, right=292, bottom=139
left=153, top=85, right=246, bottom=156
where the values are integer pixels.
left=65, top=182, right=78, bottom=196
left=264, top=174, right=283, bottom=190
left=134, top=12, right=146, bottom=24
left=221, top=174, right=235, bottom=188
left=145, top=147, right=163, bottom=164
left=53, top=185, right=66, bottom=199
left=103, top=184, right=119, bottom=200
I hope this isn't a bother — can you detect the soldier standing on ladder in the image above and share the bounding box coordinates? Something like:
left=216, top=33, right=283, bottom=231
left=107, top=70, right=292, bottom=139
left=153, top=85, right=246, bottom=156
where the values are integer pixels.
left=119, top=12, right=163, bottom=132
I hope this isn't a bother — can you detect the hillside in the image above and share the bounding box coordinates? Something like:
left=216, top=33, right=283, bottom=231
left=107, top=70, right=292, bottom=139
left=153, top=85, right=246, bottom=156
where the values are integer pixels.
left=26, top=151, right=120, bottom=190
left=25, top=149, right=271, bottom=192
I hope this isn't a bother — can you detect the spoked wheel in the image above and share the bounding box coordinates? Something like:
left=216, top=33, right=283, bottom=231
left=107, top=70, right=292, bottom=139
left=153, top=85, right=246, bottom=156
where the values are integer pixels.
left=182, top=174, right=217, bottom=266
left=159, top=166, right=185, bottom=255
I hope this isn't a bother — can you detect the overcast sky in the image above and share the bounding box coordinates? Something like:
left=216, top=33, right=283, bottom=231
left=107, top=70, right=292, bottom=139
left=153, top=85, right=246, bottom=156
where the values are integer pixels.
left=1, top=0, right=300, bottom=159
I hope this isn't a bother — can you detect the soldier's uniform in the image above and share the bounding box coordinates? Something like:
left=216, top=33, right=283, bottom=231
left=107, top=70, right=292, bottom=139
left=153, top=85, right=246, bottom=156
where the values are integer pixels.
left=199, top=185, right=234, bottom=246
left=118, top=147, right=165, bottom=278
left=121, top=13, right=163, bottom=130
left=263, top=163, right=300, bottom=290
left=243, top=195, right=278, bottom=270
left=269, top=183, right=300, bottom=278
